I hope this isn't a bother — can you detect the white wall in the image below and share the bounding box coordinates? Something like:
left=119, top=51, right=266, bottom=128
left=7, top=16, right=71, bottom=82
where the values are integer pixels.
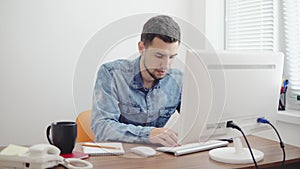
left=205, top=0, right=224, bottom=49
left=0, top=0, right=194, bottom=146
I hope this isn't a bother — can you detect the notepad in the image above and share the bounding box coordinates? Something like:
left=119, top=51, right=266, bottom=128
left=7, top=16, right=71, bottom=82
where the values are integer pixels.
left=0, top=144, right=28, bottom=156
left=82, top=142, right=125, bottom=156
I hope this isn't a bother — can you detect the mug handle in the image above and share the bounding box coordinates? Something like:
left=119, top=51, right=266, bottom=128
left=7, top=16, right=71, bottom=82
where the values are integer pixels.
left=46, top=125, right=53, bottom=144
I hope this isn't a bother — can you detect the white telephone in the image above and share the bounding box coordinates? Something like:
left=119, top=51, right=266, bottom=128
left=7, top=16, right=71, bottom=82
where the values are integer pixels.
left=0, top=144, right=93, bottom=169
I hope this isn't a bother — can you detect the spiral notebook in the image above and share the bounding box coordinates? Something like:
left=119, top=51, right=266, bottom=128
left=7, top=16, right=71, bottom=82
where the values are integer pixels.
left=82, top=142, right=125, bottom=156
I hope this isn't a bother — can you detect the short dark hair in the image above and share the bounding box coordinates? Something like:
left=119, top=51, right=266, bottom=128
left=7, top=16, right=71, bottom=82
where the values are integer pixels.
left=141, top=15, right=181, bottom=47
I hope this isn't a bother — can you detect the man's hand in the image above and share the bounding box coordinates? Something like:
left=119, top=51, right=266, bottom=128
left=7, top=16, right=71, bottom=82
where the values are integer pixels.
left=149, top=128, right=179, bottom=147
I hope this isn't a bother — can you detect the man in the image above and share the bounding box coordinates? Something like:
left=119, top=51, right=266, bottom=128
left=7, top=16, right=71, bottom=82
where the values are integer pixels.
left=91, top=15, right=182, bottom=147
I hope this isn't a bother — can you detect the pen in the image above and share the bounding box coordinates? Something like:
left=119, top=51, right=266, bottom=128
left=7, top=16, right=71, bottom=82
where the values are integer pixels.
left=82, top=143, right=121, bottom=150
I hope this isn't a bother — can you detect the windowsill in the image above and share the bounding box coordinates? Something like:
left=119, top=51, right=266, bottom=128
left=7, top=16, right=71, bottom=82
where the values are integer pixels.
left=276, top=109, right=300, bottom=125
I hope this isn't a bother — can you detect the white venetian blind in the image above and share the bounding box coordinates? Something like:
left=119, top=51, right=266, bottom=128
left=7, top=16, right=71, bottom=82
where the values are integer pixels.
left=283, top=0, right=300, bottom=110
left=225, top=0, right=275, bottom=50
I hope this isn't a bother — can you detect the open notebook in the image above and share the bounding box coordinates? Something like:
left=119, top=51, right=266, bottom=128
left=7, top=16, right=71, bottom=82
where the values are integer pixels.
left=82, top=142, right=125, bottom=156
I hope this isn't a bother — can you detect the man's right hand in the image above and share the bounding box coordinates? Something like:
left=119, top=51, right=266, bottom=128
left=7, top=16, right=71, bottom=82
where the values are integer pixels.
left=149, top=128, right=179, bottom=147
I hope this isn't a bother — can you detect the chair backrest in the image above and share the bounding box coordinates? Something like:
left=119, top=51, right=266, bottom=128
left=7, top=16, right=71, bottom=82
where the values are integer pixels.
left=76, top=110, right=95, bottom=142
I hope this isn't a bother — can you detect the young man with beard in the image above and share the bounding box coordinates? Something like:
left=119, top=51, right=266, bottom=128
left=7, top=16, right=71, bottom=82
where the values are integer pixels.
left=91, top=15, right=182, bottom=147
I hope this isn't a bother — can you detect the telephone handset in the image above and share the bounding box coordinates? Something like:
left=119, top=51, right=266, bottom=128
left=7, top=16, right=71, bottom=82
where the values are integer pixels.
left=29, top=144, right=60, bottom=156
left=0, top=144, right=93, bottom=169
left=26, top=144, right=63, bottom=168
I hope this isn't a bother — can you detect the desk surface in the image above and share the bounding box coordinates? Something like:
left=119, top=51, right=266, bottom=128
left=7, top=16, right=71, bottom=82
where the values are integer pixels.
left=55, top=136, right=300, bottom=169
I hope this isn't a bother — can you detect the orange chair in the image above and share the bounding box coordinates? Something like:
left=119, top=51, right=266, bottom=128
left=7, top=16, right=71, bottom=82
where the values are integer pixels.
left=76, top=110, right=95, bottom=142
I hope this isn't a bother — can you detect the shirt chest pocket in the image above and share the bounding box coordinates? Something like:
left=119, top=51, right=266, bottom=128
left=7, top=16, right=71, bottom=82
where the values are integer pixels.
left=118, top=102, right=178, bottom=125
left=155, top=106, right=177, bottom=127
left=119, top=103, right=142, bottom=115
left=118, top=103, right=149, bottom=125
left=159, top=106, right=176, bottom=117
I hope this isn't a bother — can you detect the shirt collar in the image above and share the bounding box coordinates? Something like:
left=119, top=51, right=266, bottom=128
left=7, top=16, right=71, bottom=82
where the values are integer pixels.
left=130, top=57, right=144, bottom=89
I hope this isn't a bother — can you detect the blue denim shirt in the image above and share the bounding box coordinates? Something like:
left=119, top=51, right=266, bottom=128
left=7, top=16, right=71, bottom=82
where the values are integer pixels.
left=91, top=57, right=182, bottom=144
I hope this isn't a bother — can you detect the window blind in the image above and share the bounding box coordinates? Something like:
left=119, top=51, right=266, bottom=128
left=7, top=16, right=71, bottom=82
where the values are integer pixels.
left=225, top=0, right=275, bottom=51
left=283, top=0, right=300, bottom=110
